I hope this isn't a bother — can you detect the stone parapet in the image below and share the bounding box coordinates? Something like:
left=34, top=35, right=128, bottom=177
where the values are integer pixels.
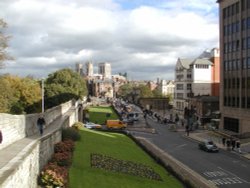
left=134, top=136, right=217, bottom=188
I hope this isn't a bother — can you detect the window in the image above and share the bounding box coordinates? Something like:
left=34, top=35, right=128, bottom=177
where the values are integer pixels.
left=242, top=0, right=246, bottom=11
left=247, top=57, right=250, bottom=69
left=224, top=79, right=227, bottom=89
left=187, top=84, right=192, bottom=90
left=242, top=19, right=246, bottom=31
left=176, top=93, right=183, bottom=99
left=242, top=58, right=246, bottom=69
left=242, top=97, right=246, bottom=108
left=224, top=61, right=227, bottom=71
left=187, top=74, right=192, bottom=79
left=224, top=117, right=239, bottom=133
left=232, top=78, right=236, bottom=88
left=237, top=78, right=240, bottom=88
left=242, top=77, right=245, bottom=88
left=247, top=17, right=250, bottom=29
left=242, top=38, right=246, bottom=49
left=248, top=97, right=250, bottom=108
left=176, top=84, right=183, bottom=90
left=247, top=37, right=250, bottom=48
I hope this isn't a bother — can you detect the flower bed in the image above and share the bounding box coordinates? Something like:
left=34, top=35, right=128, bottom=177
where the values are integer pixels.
left=38, top=127, right=79, bottom=188
left=90, top=153, right=162, bottom=181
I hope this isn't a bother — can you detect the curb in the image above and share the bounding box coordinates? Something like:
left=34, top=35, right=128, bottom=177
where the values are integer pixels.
left=182, top=133, right=250, bottom=160
left=130, top=135, right=217, bottom=188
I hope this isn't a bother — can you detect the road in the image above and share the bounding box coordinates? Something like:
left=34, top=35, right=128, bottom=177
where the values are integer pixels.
left=131, top=117, right=250, bottom=188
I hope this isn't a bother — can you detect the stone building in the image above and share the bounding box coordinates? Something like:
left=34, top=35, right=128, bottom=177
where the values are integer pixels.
left=80, top=62, right=126, bottom=98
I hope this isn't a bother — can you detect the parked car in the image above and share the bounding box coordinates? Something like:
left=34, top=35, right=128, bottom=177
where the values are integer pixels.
left=198, top=140, right=219, bottom=152
left=127, top=112, right=139, bottom=121
left=84, top=122, right=102, bottom=129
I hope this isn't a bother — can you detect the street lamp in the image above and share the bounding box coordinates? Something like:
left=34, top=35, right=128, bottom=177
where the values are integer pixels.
left=41, top=78, right=44, bottom=113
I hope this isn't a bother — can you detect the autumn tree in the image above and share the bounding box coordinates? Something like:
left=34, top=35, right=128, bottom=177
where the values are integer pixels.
left=0, top=75, right=41, bottom=114
left=0, top=19, right=12, bottom=68
left=45, top=68, right=88, bottom=108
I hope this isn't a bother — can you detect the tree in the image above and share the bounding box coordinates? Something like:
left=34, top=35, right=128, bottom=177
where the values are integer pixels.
left=137, top=84, right=153, bottom=98
left=0, top=19, right=12, bottom=68
left=0, top=75, right=41, bottom=114
left=152, top=88, right=163, bottom=98
left=117, top=83, right=133, bottom=98
left=45, top=68, right=88, bottom=108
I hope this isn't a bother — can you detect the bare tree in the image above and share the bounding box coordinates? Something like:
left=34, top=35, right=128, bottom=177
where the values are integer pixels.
left=0, top=18, right=12, bottom=68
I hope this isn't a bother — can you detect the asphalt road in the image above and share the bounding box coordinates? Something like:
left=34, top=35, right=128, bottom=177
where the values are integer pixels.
left=131, top=117, right=250, bottom=188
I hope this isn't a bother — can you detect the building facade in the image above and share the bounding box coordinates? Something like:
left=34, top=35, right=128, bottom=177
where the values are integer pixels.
left=174, top=48, right=220, bottom=119
left=98, top=62, right=111, bottom=79
left=79, top=62, right=126, bottom=98
left=218, top=0, right=250, bottom=137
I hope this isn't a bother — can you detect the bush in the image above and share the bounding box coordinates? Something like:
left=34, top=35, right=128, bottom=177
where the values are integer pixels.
left=72, top=122, right=83, bottom=130
left=39, top=163, right=68, bottom=187
left=62, top=127, right=81, bottom=141
left=51, top=152, right=72, bottom=167
left=55, top=140, right=75, bottom=153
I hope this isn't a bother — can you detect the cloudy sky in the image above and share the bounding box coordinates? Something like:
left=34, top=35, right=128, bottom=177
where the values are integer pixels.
left=0, top=0, right=219, bottom=80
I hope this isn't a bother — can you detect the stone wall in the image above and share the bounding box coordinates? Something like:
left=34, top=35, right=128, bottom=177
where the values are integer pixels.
left=0, top=141, right=40, bottom=188
left=0, top=100, right=74, bottom=150
left=0, top=100, right=83, bottom=188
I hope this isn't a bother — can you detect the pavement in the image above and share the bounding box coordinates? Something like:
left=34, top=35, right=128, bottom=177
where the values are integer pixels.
left=144, top=114, right=250, bottom=160
left=180, top=128, right=250, bottom=160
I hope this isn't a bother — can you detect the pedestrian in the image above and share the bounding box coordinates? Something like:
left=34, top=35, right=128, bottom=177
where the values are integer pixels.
left=222, top=137, right=226, bottom=146
left=236, top=140, right=241, bottom=153
left=186, top=125, right=189, bottom=136
left=231, top=139, right=236, bottom=151
left=37, top=115, right=46, bottom=135
left=0, top=130, right=2, bottom=144
left=226, top=139, right=231, bottom=151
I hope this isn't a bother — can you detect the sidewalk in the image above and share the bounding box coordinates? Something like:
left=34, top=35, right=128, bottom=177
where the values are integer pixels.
left=182, top=130, right=250, bottom=160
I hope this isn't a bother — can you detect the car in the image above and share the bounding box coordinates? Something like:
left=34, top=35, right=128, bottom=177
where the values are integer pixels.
left=84, top=122, right=102, bottom=129
left=198, top=140, right=219, bottom=152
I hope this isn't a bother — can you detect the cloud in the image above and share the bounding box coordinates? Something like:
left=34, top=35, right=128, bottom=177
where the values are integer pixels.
left=0, top=0, right=219, bottom=80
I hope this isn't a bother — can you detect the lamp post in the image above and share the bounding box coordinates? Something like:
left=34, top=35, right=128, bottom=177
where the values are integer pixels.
left=41, top=78, right=44, bottom=113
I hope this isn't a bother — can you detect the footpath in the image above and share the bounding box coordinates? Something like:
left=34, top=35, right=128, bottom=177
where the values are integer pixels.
left=180, top=128, right=250, bottom=160
left=0, top=108, right=74, bottom=185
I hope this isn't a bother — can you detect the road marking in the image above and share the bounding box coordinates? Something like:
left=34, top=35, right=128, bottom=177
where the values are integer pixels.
left=176, top=144, right=186, bottom=148
left=203, top=171, right=227, bottom=178
left=209, top=177, right=243, bottom=185
left=218, top=167, right=250, bottom=184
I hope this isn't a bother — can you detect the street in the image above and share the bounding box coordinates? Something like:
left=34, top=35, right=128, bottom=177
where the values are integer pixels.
left=131, top=117, right=250, bottom=188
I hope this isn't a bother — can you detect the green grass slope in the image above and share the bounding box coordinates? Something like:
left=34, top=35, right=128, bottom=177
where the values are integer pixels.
left=69, top=129, right=183, bottom=188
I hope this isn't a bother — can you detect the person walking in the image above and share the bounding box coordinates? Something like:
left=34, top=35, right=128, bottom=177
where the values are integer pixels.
left=37, top=115, right=46, bottom=135
left=222, top=137, right=226, bottom=147
left=231, top=139, right=236, bottom=151
left=186, top=125, right=189, bottom=136
left=0, top=130, right=2, bottom=144
left=236, top=140, right=241, bottom=153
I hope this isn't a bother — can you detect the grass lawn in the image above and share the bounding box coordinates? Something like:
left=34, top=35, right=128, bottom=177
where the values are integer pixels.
left=88, top=106, right=119, bottom=124
left=69, top=129, right=183, bottom=188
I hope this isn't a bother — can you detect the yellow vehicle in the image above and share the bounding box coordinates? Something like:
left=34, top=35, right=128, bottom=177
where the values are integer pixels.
left=106, top=120, right=127, bottom=129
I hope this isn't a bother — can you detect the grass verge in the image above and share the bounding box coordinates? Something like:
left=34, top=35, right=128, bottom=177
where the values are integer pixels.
left=69, top=129, right=183, bottom=188
left=88, top=106, right=119, bottom=124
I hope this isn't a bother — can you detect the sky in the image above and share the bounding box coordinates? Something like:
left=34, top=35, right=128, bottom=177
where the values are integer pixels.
left=0, top=0, right=219, bottom=81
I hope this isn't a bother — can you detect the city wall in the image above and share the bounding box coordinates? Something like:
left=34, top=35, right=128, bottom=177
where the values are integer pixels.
left=0, top=100, right=73, bottom=150
left=0, top=100, right=82, bottom=188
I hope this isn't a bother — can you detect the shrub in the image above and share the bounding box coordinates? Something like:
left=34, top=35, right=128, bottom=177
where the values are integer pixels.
left=51, top=152, right=72, bottom=167
left=39, top=163, right=68, bottom=187
left=54, top=140, right=75, bottom=153
left=62, top=127, right=81, bottom=141
left=72, top=122, right=83, bottom=130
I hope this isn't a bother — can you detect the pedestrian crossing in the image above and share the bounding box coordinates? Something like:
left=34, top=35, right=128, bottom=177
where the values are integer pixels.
left=203, top=171, right=245, bottom=186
